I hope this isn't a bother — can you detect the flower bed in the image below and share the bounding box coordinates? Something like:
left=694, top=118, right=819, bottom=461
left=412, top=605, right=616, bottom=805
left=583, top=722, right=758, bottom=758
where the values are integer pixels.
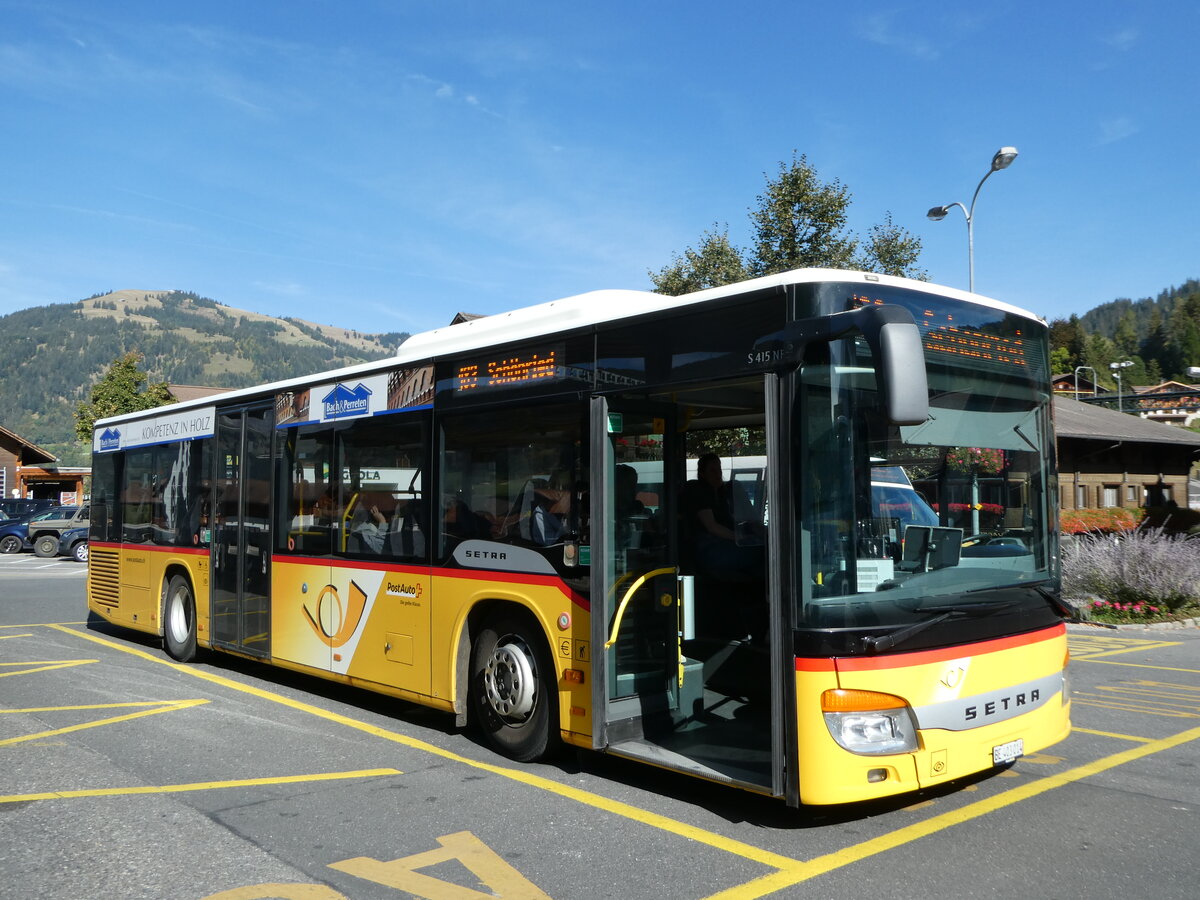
left=1063, top=527, right=1200, bottom=624
left=1059, top=507, right=1144, bottom=534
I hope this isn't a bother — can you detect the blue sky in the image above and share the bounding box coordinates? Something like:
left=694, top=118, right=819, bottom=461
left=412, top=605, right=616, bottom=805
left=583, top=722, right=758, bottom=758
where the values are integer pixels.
left=1, top=1, right=1196, bottom=337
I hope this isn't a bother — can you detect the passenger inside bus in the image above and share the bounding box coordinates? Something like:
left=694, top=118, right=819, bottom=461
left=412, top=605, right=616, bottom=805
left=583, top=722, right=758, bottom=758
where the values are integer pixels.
left=685, top=453, right=764, bottom=582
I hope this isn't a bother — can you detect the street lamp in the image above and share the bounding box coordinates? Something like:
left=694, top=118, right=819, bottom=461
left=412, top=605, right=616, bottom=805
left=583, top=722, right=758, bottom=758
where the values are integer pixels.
left=1110, top=360, right=1134, bottom=413
left=927, top=146, right=1019, bottom=293
left=1073, top=366, right=1097, bottom=401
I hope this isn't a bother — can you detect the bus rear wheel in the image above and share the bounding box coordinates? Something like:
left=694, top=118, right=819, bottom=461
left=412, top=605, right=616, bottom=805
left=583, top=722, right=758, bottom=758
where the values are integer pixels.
left=470, top=613, right=559, bottom=762
left=163, top=575, right=197, bottom=662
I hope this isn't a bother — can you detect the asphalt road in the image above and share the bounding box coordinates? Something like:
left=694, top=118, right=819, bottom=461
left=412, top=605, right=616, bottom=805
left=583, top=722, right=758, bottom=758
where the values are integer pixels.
left=2, top=553, right=1199, bottom=899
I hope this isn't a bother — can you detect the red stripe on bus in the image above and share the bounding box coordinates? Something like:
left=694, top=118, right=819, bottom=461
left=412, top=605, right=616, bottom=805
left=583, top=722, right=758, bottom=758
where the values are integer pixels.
left=831, top=624, right=1066, bottom=672
left=794, top=658, right=838, bottom=672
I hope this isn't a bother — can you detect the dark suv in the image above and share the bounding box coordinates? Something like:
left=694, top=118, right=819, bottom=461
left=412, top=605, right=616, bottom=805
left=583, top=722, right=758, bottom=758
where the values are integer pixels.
left=0, top=498, right=56, bottom=520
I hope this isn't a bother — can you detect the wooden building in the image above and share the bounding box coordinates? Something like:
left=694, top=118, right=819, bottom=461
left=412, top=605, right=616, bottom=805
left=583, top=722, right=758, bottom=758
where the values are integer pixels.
left=0, top=426, right=87, bottom=503
left=1054, top=396, right=1200, bottom=511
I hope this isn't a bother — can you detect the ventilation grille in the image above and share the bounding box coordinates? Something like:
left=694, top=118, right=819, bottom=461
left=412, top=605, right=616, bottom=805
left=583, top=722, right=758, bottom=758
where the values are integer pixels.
left=88, top=547, right=121, bottom=609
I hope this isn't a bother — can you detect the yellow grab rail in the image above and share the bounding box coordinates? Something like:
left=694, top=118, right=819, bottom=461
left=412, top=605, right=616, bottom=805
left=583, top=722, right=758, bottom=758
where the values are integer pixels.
left=604, top=566, right=678, bottom=650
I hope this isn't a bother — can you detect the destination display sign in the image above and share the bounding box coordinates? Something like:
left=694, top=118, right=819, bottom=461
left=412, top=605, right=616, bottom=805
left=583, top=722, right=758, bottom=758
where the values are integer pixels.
left=452, top=346, right=563, bottom=393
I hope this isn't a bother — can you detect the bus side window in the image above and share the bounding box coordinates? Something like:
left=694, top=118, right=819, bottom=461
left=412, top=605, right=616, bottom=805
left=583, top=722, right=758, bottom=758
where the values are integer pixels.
left=439, top=404, right=583, bottom=561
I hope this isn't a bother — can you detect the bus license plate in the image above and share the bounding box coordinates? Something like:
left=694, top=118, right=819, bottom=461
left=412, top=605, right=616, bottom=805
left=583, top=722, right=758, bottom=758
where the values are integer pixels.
left=993, top=739, right=1024, bottom=765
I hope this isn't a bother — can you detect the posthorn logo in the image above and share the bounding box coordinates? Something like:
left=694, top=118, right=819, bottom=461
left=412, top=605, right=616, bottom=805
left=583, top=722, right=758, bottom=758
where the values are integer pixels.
left=99, top=427, right=121, bottom=451
left=321, top=383, right=373, bottom=419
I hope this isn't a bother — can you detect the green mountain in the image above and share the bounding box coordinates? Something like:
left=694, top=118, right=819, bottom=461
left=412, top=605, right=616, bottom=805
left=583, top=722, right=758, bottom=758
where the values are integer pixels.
left=1050, top=278, right=1200, bottom=387
left=0, top=290, right=408, bottom=464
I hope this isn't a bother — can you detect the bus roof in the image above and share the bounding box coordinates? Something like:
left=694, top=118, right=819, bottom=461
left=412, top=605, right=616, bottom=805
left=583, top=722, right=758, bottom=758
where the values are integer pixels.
left=95, top=268, right=1043, bottom=427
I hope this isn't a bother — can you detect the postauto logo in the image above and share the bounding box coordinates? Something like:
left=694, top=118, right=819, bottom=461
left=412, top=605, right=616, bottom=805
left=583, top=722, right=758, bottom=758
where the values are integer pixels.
left=321, top=383, right=373, bottom=420
left=98, top=427, right=121, bottom=452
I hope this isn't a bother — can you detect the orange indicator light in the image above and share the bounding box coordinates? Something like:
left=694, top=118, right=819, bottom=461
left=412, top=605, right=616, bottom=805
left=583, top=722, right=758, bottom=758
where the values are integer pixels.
left=821, top=688, right=907, bottom=712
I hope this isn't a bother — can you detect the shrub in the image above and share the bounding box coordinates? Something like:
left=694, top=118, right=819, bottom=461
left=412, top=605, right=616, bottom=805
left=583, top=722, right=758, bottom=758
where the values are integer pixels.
left=1062, top=527, right=1200, bottom=613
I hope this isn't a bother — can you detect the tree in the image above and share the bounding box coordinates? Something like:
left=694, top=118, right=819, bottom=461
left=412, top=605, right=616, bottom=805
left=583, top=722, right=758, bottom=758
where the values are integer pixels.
left=75, top=351, right=175, bottom=441
left=650, top=152, right=926, bottom=296
left=649, top=226, right=748, bottom=296
left=857, top=212, right=927, bottom=279
left=747, top=154, right=858, bottom=275
left=1113, top=309, right=1139, bottom=358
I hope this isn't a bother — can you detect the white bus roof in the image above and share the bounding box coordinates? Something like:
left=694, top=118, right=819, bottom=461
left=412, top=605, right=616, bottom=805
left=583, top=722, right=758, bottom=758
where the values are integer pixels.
left=96, top=268, right=1043, bottom=427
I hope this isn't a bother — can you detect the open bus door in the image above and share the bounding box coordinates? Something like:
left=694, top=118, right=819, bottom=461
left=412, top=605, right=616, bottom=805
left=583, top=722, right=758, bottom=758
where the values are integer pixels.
left=590, top=388, right=783, bottom=794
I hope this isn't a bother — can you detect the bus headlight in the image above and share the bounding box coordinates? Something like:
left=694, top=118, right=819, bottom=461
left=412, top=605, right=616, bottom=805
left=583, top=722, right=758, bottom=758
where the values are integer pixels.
left=822, top=689, right=918, bottom=756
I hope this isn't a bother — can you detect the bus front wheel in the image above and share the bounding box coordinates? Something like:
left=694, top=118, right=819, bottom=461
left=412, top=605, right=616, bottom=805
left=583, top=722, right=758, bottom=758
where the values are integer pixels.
left=470, top=613, right=559, bottom=762
left=163, top=575, right=197, bottom=662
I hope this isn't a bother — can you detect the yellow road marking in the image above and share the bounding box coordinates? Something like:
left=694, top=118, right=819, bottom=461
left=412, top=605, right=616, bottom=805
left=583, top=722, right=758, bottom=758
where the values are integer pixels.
left=0, top=698, right=208, bottom=747
left=1069, top=637, right=1181, bottom=660
left=330, top=830, right=552, bottom=900
left=1077, top=659, right=1200, bottom=674
left=0, top=659, right=97, bottom=678
left=50, top=624, right=802, bottom=872
left=0, top=622, right=87, bottom=628
left=50, top=624, right=1200, bottom=898
left=703, top=723, right=1200, bottom=898
left=1073, top=727, right=1155, bottom=743
left=0, top=767, right=402, bottom=804
left=0, top=701, right=195, bottom=714
left=0, top=633, right=33, bottom=640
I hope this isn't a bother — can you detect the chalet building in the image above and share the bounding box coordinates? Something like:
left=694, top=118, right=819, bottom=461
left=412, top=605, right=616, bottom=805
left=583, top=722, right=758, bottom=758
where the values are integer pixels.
left=1128, top=381, right=1200, bottom=428
left=1051, top=371, right=1101, bottom=399
left=0, top=426, right=87, bottom=503
left=1054, top=396, right=1200, bottom=511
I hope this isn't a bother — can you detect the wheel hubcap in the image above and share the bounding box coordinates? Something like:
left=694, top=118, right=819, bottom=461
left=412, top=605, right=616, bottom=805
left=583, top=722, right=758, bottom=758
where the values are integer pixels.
left=482, top=635, right=538, bottom=722
left=168, top=591, right=190, bottom=644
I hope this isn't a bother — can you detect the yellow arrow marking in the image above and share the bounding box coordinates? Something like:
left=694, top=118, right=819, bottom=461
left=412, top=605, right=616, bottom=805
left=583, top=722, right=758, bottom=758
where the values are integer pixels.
left=330, top=831, right=551, bottom=900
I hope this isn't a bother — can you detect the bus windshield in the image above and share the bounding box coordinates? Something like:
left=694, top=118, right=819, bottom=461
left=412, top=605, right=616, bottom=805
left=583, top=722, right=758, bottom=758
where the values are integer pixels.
left=797, top=294, right=1054, bottom=631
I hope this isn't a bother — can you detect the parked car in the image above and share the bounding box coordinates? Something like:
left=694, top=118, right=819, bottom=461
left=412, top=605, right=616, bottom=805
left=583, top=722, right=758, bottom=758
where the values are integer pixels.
left=26, top=506, right=89, bottom=558
left=0, top=498, right=56, bottom=519
left=58, top=526, right=89, bottom=563
left=0, top=518, right=31, bottom=554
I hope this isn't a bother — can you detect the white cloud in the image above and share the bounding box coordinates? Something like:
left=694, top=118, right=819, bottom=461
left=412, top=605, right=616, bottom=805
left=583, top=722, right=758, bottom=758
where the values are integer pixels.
left=1098, top=116, right=1138, bottom=145
left=252, top=280, right=306, bottom=297
left=1102, top=28, right=1139, bottom=51
left=856, top=12, right=939, bottom=60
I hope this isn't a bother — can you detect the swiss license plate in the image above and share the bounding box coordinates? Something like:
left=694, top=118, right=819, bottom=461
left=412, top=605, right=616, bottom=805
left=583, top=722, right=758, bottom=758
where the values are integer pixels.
left=993, top=738, right=1024, bottom=765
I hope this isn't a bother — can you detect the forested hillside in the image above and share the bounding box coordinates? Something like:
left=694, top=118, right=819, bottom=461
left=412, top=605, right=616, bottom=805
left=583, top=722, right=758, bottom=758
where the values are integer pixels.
left=0, top=290, right=407, bottom=463
left=1050, top=279, right=1200, bottom=387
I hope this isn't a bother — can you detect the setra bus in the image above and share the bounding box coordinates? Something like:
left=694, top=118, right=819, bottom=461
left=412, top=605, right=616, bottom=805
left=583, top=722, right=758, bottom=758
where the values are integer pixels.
left=88, top=269, right=1070, bottom=806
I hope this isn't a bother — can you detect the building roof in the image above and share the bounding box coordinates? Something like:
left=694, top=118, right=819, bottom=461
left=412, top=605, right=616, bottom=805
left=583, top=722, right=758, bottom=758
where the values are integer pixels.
left=1054, top=396, right=1200, bottom=446
left=167, top=384, right=236, bottom=403
left=0, top=425, right=57, bottom=463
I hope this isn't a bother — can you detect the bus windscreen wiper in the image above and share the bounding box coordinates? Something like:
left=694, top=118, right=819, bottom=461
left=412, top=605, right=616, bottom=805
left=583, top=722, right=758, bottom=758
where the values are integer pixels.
left=861, top=600, right=1018, bottom=653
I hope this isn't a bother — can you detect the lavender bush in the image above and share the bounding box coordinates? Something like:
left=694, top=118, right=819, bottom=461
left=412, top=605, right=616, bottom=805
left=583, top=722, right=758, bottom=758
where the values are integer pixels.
left=1062, top=527, right=1200, bottom=613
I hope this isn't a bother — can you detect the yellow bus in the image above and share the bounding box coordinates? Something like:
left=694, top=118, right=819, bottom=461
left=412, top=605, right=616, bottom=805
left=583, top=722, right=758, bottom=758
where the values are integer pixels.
left=88, top=269, right=1070, bottom=806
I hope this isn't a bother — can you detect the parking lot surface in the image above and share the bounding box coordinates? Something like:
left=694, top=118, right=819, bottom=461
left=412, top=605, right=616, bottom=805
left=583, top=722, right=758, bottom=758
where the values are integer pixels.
left=3, top=566, right=1199, bottom=899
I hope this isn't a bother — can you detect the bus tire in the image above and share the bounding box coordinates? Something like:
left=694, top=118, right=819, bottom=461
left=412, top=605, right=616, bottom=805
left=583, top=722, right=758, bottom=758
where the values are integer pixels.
left=163, top=574, right=197, bottom=662
left=470, top=612, right=559, bottom=762
left=33, top=535, right=60, bottom=557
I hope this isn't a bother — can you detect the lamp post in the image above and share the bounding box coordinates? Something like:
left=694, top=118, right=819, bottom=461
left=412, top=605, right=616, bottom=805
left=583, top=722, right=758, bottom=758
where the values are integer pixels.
left=1073, top=365, right=1097, bottom=401
left=927, top=146, right=1019, bottom=293
left=1110, top=360, right=1134, bottom=413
